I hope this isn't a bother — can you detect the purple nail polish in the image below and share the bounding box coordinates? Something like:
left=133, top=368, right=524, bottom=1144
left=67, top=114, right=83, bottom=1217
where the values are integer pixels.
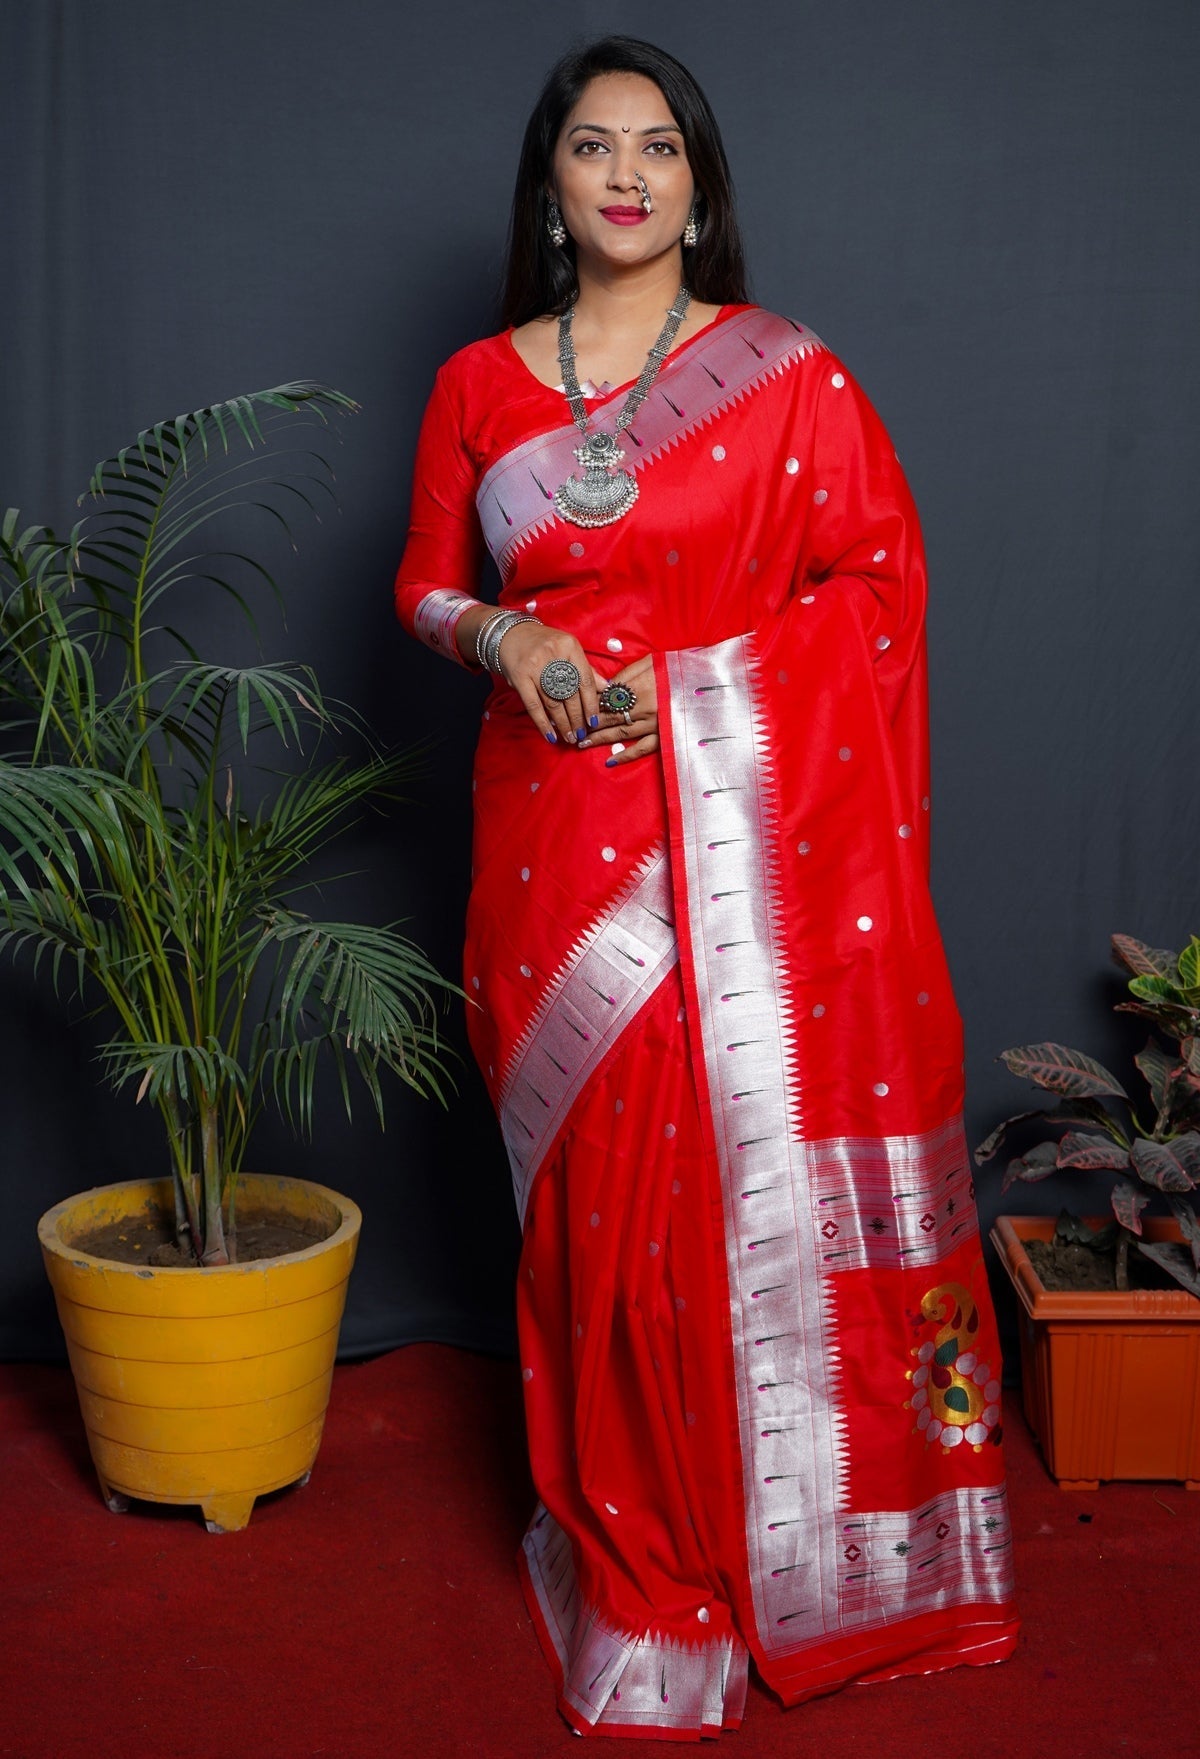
left=605, top=756, right=618, bottom=767
left=546, top=730, right=557, bottom=744
left=575, top=728, right=587, bottom=743
left=589, top=714, right=599, bottom=728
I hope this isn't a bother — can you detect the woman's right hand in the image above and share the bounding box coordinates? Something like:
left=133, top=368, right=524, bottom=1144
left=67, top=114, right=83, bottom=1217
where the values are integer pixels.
left=495, top=620, right=607, bottom=747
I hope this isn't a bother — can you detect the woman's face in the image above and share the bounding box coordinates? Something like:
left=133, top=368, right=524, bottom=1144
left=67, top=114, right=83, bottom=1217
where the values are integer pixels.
left=550, top=72, right=695, bottom=271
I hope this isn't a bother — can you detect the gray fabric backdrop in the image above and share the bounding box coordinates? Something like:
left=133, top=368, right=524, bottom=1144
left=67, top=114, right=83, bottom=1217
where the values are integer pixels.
left=2, top=0, right=1197, bottom=1364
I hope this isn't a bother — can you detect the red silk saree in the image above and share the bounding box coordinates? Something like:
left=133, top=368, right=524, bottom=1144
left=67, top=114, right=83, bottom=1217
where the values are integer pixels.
left=394, top=304, right=1019, bottom=1739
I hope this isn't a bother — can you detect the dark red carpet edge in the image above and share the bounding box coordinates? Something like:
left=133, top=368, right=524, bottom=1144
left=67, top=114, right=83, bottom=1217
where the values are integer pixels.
left=0, top=1345, right=1193, bottom=1759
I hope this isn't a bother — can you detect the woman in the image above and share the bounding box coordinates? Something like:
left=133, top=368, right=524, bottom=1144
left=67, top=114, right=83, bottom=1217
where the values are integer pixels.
left=394, top=36, right=1018, bottom=1741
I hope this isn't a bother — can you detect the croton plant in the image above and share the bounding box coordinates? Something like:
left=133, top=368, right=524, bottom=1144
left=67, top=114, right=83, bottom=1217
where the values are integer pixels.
left=974, top=934, right=1200, bottom=1294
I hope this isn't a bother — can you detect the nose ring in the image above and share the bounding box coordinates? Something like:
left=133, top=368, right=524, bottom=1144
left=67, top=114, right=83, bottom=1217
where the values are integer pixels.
left=635, top=172, right=652, bottom=215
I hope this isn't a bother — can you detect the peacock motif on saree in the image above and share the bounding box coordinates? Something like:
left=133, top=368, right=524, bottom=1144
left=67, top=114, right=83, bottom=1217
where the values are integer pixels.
left=906, top=1277, right=1003, bottom=1453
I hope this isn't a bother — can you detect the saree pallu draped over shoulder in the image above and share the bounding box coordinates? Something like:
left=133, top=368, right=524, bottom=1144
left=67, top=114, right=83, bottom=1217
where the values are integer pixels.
left=394, top=306, right=1019, bottom=1739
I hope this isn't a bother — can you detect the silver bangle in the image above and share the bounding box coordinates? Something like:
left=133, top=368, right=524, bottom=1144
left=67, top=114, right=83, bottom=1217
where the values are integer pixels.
left=474, top=608, right=511, bottom=670
left=483, top=611, right=541, bottom=676
left=483, top=618, right=520, bottom=674
left=490, top=613, right=540, bottom=675
left=482, top=613, right=525, bottom=674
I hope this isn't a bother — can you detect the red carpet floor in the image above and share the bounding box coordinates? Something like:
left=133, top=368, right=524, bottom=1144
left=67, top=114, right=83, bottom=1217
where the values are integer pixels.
left=0, top=1344, right=1194, bottom=1759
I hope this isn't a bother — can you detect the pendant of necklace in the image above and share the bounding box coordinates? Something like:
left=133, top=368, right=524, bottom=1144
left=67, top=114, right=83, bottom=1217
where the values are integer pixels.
left=553, top=286, right=691, bottom=529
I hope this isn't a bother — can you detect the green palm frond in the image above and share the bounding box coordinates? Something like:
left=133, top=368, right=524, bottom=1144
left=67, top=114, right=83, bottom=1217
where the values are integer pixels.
left=235, top=746, right=424, bottom=894
left=99, top=1035, right=250, bottom=1113
left=0, top=519, right=111, bottom=761
left=77, top=387, right=360, bottom=700
left=91, top=383, right=359, bottom=494
left=0, top=764, right=156, bottom=896
left=265, top=911, right=457, bottom=1111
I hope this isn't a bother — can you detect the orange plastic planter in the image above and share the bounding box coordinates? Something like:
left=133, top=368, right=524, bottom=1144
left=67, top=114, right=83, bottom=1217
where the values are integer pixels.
left=39, top=1174, right=361, bottom=1531
left=990, top=1215, right=1200, bottom=1489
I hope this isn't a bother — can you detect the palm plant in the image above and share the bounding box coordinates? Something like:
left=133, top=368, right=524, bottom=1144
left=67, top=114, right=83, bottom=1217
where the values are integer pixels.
left=0, top=383, right=456, bottom=1265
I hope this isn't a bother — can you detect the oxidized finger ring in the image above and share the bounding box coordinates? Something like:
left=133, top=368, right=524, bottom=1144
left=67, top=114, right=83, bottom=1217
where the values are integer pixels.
left=622, top=709, right=632, bottom=724
left=599, top=682, right=637, bottom=716
left=540, top=659, right=581, bottom=701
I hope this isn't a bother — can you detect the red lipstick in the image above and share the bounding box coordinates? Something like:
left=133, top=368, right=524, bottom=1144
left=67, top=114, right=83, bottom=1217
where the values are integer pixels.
left=600, top=206, right=649, bottom=225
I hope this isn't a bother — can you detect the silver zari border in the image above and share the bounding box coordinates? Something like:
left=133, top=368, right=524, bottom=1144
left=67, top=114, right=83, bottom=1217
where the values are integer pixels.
left=662, top=636, right=845, bottom=1655
left=498, top=846, right=678, bottom=1227
left=838, top=1483, right=1014, bottom=1628
left=806, top=1115, right=980, bottom=1273
left=665, top=640, right=1015, bottom=1664
left=523, top=1504, right=750, bottom=1733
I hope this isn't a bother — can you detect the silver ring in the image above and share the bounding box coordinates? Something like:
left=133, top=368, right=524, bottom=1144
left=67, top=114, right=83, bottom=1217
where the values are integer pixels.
left=622, top=709, right=632, bottom=724
left=598, top=682, right=637, bottom=716
left=539, top=659, right=581, bottom=702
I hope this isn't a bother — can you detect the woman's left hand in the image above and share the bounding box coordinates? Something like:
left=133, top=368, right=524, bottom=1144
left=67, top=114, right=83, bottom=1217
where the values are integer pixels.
left=577, top=653, right=659, bottom=766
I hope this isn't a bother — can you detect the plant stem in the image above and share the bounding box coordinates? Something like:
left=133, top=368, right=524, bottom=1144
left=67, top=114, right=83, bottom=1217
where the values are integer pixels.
left=170, top=1165, right=194, bottom=1260
left=227, top=1172, right=238, bottom=1260
left=1115, top=1229, right=1130, bottom=1291
left=199, top=1100, right=230, bottom=1265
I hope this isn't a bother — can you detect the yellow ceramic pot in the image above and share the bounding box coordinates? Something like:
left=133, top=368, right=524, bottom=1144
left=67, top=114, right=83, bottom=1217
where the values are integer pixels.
left=38, top=1174, right=361, bottom=1532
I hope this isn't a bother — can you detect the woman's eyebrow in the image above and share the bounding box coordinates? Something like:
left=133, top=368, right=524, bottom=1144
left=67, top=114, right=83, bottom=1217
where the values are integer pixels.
left=566, top=122, right=682, bottom=136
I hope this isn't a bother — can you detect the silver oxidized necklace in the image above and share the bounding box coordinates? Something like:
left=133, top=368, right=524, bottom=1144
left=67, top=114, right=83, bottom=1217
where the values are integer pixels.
left=553, top=286, right=691, bottom=528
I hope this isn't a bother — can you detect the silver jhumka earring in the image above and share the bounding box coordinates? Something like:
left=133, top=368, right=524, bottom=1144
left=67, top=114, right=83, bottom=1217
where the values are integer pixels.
left=547, top=200, right=567, bottom=247
left=682, top=205, right=700, bottom=247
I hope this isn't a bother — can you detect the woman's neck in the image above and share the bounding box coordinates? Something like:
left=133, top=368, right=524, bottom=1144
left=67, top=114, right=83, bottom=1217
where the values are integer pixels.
left=570, top=250, right=687, bottom=338
left=506, top=247, right=719, bottom=392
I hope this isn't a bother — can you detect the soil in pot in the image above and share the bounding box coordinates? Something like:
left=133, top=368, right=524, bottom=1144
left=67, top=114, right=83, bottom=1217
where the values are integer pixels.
left=72, top=1206, right=335, bottom=1267
left=1025, top=1228, right=1180, bottom=1294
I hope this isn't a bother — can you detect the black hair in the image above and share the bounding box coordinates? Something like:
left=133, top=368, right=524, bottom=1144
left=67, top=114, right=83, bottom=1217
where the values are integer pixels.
left=501, top=36, right=750, bottom=328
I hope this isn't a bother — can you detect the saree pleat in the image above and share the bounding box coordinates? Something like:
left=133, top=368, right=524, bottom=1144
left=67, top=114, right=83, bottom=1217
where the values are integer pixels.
left=394, top=304, right=1019, bottom=1738
left=516, top=965, right=752, bottom=1736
